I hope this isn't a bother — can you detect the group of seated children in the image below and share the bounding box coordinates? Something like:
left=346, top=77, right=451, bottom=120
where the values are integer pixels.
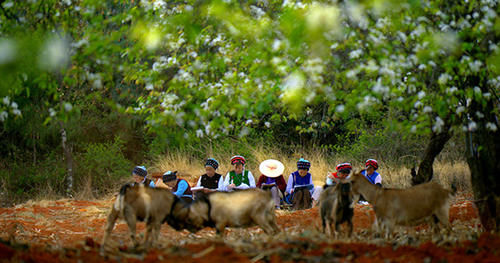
left=129, top=156, right=382, bottom=209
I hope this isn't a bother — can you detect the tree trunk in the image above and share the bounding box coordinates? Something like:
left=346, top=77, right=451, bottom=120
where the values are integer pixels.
left=466, top=116, right=500, bottom=232
left=59, top=121, right=74, bottom=196
left=411, top=125, right=452, bottom=186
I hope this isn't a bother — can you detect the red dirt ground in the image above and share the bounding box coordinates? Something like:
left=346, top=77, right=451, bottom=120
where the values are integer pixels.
left=0, top=193, right=498, bottom=262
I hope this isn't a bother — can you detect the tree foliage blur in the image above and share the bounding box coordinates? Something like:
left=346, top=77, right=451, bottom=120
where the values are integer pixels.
left=0, top=0, right=498, bottom=229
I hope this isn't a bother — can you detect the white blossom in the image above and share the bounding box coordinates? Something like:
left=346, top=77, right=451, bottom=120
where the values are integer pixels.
left=0, top=111, right=7, bottom=121
left=456, top=106, right=465, bottom=114
left=468, top=121, right=477, bottom=131
left=349, top=49, right=363, bottom=59
left=12, top=109, right=21, bottom=116
left=423, top=106, right=432, bottom=113
left=239, top=127, right=250, bottom=137
left=469, top=60, right=483, bottom=72
left=64, top=103, right=72, bottom=112
left=432, top=116, right=444, bottom=133
left=71, top=38, right=88, bottom=49
left=10, top=102, right=17, bottom=109
left=49, top=108, right=56, bottom=117
left=265, top=122, right=271, bottom=128
left=486, top=122, right=498, bottom=131
left=417, top=91, right=426, bottom=99
left=0, top=38, right=16, bottom=64
left=438, top=73, right=451, bottom=85
left=447, top=86, right=458, bottom=94
left=474, top=86, right=482, bottom=95
left=2, top=1, right=13, bottom=8
left=39, top=36, right=70, bottom=71
left=410, top=125, right=417, bottom=133
left=346, top=70, right=358, bottom=79
left=153, top=0, right=166, bottom=10
left=475, top=111, right=484, bottom=118
left=196, top=129, right=203, bottom=138
left=2, top=97, right=9, bottom=105
left=245, top=119, right=253, bottom=125
left=414, top=101, right=422, bottom=108
left=336, top=105, right=345, bottom=113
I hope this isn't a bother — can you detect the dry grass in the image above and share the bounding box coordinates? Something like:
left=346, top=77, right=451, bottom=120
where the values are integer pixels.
left=151, top=146, right=471, bottom=192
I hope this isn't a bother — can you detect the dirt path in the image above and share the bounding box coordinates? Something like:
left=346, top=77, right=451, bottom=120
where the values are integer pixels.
left=0, top=193, right=498, bottom=262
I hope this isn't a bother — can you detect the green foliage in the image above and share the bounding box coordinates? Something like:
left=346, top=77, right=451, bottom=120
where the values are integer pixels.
left=76, top=137, right=132, bottom=196
left=330, top=128, right=425, bottom=166
left=0, top=152, right=66, bottom=204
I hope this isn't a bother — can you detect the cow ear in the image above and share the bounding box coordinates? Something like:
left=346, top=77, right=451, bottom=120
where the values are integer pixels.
left=173, top=171, right=178, bottom=175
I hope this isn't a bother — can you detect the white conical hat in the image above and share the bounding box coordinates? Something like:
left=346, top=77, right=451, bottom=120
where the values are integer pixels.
left=259, top=159, right=285, bottom=178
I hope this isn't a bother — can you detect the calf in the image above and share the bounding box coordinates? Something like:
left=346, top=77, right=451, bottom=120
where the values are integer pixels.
left=349, top=172, right=454, bottom=238
left=176, top=188, right=280, bottom=235
left=101, top=183, right=185, bottom=251
left=319, top=182, right=354, bottom=237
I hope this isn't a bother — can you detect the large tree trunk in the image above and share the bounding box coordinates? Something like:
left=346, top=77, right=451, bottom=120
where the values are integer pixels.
left=411, top=125, right=452, bottom=186
left=466, top=112, right=500, bottom=232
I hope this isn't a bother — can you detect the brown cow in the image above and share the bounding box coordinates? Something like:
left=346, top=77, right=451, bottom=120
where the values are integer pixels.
left=349, top=171, right=455, bottom=238
left=178, top=188, right=280, bottom=235
left=319, top=182, right=354, bottom=237
left=101, top=183, right=190, bottom=252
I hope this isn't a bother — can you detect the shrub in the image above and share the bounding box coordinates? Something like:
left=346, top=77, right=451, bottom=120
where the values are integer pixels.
left=76, top=137, right=132, bottom=197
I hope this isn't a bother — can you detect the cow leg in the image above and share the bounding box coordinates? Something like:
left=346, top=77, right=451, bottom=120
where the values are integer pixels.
left=144, top=223, right=154, bottom=249
left=434, top=206, right=452, bottom=234
left=101, top=207, right=119, bottom=254
left=321, top=216, right=327, bottom=234
left=347, top=219, right=353, bottom=238
left=152, top=222, right=161, bottom=246
left=372, top=217, right=381, bottom=238
left=123, top=208, right=138, bottom=247
left=335, top=222, right=341, bottom=238
left=215, top=222, right=226, bottom=237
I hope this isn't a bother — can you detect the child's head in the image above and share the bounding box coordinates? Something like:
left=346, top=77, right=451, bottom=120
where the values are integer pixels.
left=205, top=158, right=219, bottom=177
left=365, top=159, right=378, bottom=175
left=230, top=155, right=246, bottom=174
left=132, top=166, right=147, bottom=183
left=297, top=158, right=311, bottom=177
left=336, top=162, right=352, bottom=179
left=162, top=171, right=178, bottom=187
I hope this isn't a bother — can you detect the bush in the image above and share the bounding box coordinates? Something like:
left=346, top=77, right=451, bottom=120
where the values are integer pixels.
left=0, top=152, right=67, bottom=205
left=76, top=137, right=132, bottom=197
left=330, top=128, right=426, bottom=166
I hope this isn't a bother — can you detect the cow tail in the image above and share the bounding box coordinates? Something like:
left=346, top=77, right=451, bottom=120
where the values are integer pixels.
left=115, top=183, right=131, bottom=211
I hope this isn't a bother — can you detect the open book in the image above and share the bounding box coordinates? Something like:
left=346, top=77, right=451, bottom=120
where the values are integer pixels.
left=293, top=184, right=314, bottom=191
left=261, top=183, right=276, bottom=189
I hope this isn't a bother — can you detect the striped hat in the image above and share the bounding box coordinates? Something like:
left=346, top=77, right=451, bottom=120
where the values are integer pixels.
left=162, top=171, right=177, bottom=183
left=336, top=162, right=352, bottom=173
left=132, top=166, right=147, bottom=177
left=230, top=155, right=246, bottom=165
left=205, top=158, right=219, bottom=170
left=365, top=159, right=379, bottom=170
left=297, top=158, right=311, bottom=170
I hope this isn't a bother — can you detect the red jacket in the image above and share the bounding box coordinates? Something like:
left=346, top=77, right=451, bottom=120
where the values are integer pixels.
left=256, top=174, right=287, bottom=193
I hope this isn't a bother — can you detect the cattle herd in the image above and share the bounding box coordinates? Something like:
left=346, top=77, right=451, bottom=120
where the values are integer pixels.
left=100, top=172, right=456, bottom=253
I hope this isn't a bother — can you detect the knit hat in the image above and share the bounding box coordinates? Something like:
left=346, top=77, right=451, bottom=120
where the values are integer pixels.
left=162, top=171, right=177, bottom=183
left=365, top=159, right=379, bottom=170
left=205, top=158, right=219, bottom=170
left=297, top=158, right=311, bottom=170
left=132, top=166, right=147, bottom=177
left=230, top=155, right=246, bottom=165
left=336, top=162, right=352, bottom=174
